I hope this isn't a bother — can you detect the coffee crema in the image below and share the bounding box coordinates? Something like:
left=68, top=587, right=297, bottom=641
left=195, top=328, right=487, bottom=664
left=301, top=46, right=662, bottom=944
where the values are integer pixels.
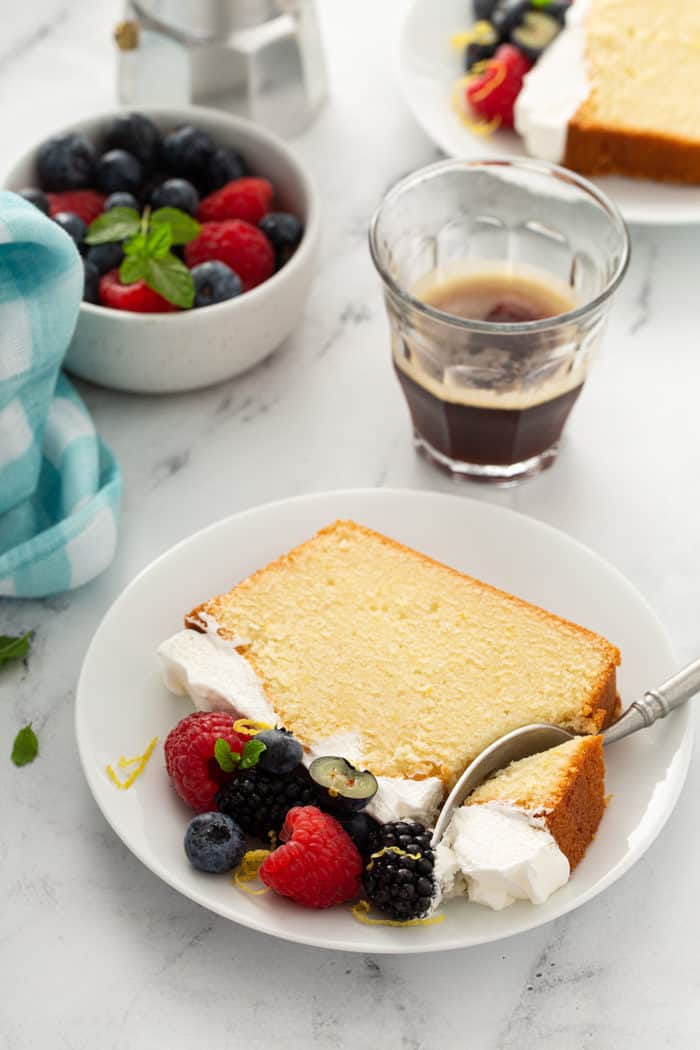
left=394, top=263, right=585, bottom=468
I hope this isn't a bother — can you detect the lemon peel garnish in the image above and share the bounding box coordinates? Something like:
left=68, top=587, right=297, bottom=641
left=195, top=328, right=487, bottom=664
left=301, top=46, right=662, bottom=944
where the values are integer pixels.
left=233, top=849, right=271, bottom=895
left=365, top=846, right=421, bottom=872
left=233, top=718, right=272, bottom=736
left=106, top=736, right=158, bottom=790
left=268, top=829, right=278, bottom=849
left=351, top=899, right=445, bottom=928
left=450, top=21, right=496, bottom=49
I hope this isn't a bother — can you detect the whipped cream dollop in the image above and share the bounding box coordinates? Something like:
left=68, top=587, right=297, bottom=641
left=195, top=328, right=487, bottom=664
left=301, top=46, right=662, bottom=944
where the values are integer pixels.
left=434, top=802, right=570, bottom=910
left=158, top=628, right=277, bottom=725
left=157, top=628, right=445, bottom=826
left=514, top=0, right=590, bottom=164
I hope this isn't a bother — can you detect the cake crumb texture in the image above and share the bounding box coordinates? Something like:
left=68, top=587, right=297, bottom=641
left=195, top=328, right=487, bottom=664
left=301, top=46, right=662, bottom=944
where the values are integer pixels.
left=186, top=521, right=619, bottom=784
left=566, top=0, right=700, bottom=182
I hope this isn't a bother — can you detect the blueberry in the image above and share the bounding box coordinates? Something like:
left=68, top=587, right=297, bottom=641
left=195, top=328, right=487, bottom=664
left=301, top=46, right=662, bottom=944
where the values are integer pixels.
left=254, top=728, right=303, bottom=774
left=258, top=212, right=303, bottom=267
left=150, top=178, right=199, bottom=215
left=53, top=211, right=86, bottom=251
left=491, top=0, right=531, bottom=38
left=474, top=0, right=498, bottom=18
left=37, top=132, right=96, bottom=191
left=83, top=259, right=100, bottom=304
left=191, top=261, right=243, bottom=308
left=202, top=146, right=247, bottom=192
left=335, top=811, right=381, bottom=859
left=17, top=188, right=49, bottom=214
left=162, top=125, right=216, bottom=181
left=510, top=10, right=560, bottom=61
left=95, top=149, right=142, bottom=195
left=86, top=241, right=124, bottom=275
left=102, top=112, right=161, bottom=172
left=104, top=191, right=139, bottom=211
left=308, top=756, right=378, bottom=813
left=184, top=812, right=246, bottom=874
left=464, top=21, right=500, bottom=70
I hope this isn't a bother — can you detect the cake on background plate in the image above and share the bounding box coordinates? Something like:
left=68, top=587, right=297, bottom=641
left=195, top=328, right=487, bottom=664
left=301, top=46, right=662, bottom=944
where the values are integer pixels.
left=516, top=0, right=700, bottom=182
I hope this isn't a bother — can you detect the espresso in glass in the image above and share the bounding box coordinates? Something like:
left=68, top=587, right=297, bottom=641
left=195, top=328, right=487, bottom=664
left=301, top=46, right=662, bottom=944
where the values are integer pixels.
left=393, top=263, right=582, bottom=471
left=370, top=159, right=629, bottom=483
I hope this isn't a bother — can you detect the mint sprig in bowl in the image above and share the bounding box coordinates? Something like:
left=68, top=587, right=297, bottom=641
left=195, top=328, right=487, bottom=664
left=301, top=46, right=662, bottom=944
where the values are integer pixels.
left=86, top=206, right=201, bottom=309
left=3, top=106, right=320, bottom=393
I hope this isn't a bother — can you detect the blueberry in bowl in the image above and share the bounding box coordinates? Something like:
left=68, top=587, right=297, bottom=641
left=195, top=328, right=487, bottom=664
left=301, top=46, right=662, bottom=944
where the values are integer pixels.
left=3, top=105, right=320, bottom=393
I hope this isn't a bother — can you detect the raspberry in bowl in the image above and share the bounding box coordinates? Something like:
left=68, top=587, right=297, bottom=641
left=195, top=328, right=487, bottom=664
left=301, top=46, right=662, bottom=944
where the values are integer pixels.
left=3, top=106, right=319, bottom=393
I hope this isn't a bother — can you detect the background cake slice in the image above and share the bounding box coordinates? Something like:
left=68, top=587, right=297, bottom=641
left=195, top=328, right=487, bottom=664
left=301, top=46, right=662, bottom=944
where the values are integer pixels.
left=467, top=734, right=606, bottom=870
left=186, top=520, right=619, bottom=788
left=516, top=0, right=700, bottom=184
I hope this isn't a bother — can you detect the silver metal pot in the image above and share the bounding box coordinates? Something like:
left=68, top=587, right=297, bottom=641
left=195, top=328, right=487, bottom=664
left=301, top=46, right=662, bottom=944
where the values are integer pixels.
left=115, top=0, right=327, bottom=136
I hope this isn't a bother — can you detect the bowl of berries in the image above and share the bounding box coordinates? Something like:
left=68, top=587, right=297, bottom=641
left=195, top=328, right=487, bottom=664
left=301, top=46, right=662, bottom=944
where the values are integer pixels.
left=4, top=106, right=319, bottom=393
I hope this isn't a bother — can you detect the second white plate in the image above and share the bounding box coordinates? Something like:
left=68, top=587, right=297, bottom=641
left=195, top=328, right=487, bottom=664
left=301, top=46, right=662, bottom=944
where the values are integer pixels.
left=76, top=489, right=691, bottom=953
left=398, top=0, right=700, bottom=226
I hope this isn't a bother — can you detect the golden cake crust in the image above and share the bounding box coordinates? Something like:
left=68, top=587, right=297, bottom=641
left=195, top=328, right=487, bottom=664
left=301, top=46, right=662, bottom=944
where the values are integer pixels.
left=186, top=520, right=620, bottom=784
left=562, top=0, right=700, bottom=184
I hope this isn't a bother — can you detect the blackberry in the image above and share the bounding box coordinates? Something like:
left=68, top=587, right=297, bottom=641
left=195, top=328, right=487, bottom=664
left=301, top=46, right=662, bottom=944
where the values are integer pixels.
left=363, top=821, right=436, bottom=921
left=216, top=767, right=317, bottom=839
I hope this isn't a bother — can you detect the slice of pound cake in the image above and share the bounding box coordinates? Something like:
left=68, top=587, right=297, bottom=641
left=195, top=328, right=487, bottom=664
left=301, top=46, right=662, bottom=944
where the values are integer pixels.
left=515, top=0, right=700, bottom=183
left=170, top=520, right=619, bottom=795
left=435, top=735, right=605, bottom=909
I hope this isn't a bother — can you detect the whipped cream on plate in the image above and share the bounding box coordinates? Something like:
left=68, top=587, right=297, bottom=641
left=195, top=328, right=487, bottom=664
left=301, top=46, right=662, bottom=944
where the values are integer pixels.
left=514, top=0, right=591, bottom=164
left=434, top=802, right=570, bottom=910
left=158, top=627, right=277, bottom=726
left=157, top=627, right=445, bottom=827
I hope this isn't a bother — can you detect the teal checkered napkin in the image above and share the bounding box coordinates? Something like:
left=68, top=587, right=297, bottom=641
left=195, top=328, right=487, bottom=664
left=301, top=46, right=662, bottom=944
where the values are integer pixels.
left=0, top=191, right=121, bottom=597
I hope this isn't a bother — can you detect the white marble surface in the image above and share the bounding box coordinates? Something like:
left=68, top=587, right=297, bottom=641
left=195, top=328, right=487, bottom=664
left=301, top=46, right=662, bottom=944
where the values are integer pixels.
left=1, top=2, right=700, bottom=1046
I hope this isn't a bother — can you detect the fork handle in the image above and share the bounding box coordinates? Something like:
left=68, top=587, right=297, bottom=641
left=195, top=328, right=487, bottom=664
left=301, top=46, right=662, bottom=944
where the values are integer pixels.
left=603, top=656, right=700, bottom=744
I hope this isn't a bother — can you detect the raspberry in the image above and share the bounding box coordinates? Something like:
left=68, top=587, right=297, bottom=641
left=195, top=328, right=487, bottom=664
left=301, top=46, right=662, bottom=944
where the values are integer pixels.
left=259, top=806, right=363, bottom=908
left=184, top=220, right=275, bottom=291
left=164, top=711, right=249, bottom=811
left=47, top=190, right=106, bottom=224
left=197, top=177, right=274, bottom=225
left=465, top=44, right=532, bottom=128
left=98, top=269, right=179, bottom=313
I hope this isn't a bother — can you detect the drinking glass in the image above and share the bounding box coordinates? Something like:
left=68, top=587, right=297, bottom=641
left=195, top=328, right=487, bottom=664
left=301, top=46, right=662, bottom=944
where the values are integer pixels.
left=369, top=158, right=630, bottom=483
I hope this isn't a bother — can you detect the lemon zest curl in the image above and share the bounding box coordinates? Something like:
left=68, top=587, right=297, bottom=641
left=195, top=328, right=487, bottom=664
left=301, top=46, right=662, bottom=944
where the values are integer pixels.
left=233, top=849, right=271, bottom=895
left=106, top=736, right=158, bottom=790
left=351, top=899, right=445, bottom=928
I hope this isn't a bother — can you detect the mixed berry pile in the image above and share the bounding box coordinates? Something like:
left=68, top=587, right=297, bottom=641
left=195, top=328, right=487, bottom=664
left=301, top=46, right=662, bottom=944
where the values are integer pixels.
left=458, top=0, right=572, bottom=128
left=16, top=112, right=303, bottom=312
left=164, top=710, right=437, bottom=919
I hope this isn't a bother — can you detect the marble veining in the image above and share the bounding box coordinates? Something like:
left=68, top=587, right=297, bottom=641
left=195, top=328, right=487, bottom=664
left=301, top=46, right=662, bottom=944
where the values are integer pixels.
left=0, top=1, right=699, bottom=1048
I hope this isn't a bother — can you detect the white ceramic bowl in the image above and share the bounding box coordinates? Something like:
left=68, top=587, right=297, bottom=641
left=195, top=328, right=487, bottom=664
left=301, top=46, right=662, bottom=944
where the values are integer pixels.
left=3, top=106, right=320, bottom=394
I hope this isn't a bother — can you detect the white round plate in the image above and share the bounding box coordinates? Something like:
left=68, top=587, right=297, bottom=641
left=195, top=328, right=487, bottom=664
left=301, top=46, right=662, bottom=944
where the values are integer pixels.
left=398, top=0, right=700, bottom=226
left=76, top=489, right=691, bottom=953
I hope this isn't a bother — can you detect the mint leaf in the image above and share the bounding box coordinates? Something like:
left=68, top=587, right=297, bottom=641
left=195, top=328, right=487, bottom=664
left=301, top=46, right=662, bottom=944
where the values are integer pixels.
left=120, top=254, right=147, bottom=285
left=11, top=723, right=38, bottom=766
left=214, top=738, right=240, bottom=773
left=146, top=224, right=173, bottom=258
left=145, top=254, right=194, bottom=309
left=123, top=232, right=148, bottom=257
left=0, top=631, right=32, bottom=669
left=151, top=208, right=200, bottom=245
left=240, top=739, right=266, bottom=770
left=86, top=207, right=141, bottom=245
